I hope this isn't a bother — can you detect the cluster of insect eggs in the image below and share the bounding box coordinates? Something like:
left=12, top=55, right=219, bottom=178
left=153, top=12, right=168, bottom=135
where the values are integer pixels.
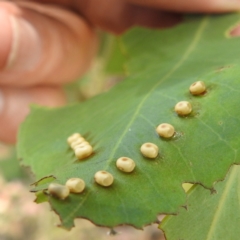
left=48, top=81, right=206, bottom=199
left=67, top=133, right=93, bottom=160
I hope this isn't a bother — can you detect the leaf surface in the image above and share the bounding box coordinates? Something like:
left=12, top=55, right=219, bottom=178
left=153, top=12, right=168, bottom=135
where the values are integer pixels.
left=18, top=14, right=240, bottom=229
left=161, top=165, right=240, bottom=240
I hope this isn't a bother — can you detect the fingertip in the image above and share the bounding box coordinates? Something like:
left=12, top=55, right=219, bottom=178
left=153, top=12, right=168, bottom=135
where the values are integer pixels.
left=0, top=87, right=66, bottom=144
left=29, top=87, right=66, bottom=107
left=0, top=2, right=98, bottom=87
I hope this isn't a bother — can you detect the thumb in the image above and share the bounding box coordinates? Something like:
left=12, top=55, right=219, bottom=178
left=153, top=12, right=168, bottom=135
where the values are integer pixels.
left=0, top=1, right=98, bottom=86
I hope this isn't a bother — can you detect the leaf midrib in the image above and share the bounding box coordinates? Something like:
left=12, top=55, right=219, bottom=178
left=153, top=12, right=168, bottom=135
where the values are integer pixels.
left=106, top=16, right=209, bottom=167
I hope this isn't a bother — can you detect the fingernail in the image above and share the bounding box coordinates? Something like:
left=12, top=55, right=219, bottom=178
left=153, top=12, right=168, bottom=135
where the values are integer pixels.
left=5, top=13, right=42, bottom=72
left=0, top=8, right=12, bottom=70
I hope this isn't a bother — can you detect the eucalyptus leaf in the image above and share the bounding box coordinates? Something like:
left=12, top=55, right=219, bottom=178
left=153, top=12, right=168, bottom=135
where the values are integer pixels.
left=18, top=14, right=240, bottom=229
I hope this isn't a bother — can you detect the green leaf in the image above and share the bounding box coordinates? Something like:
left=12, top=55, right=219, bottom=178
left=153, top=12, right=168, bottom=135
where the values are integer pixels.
left=34, top=191, right=49, bottom=204
left=160, top=165, right=240, bottom=240
left=18, top=14, right=240, bottom=229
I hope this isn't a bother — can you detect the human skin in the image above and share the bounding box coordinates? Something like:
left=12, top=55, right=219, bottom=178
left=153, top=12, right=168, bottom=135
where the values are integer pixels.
left=0, top=0, right=240, bottom=143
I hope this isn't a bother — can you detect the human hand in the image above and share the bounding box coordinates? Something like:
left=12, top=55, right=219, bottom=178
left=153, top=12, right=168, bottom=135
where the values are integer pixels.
left=0, top=0, right=239, bottom=143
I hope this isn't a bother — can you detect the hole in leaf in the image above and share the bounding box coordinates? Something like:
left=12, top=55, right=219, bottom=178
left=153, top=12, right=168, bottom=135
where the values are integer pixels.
left=182, top=183, right=193, bottom=193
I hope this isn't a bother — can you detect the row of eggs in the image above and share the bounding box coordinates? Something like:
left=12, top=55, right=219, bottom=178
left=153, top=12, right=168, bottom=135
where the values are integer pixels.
left=48, top=81, right=206, bottom=199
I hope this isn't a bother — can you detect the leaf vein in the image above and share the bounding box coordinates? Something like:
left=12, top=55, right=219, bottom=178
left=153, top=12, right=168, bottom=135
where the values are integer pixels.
left=205, top=165, right=238, bottom=240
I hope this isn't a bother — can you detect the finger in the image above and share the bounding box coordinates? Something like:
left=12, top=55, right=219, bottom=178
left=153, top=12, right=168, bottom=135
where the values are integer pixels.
left=0, top=86, right=66, bottom=143
left=28, top=0, right=181, bottom=34
left=127, top=0, right=240, bottom=13
left=74, top=0, right=181, bottom=34
left=0, top=8, right=12, bottom=70
left=128, top=5, right=182, bottom=30
left=0, top=1, right=98, bottom=87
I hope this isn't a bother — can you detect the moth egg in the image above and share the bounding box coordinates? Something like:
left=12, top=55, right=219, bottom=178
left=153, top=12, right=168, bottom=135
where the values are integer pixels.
left=156, top=123, right=175, bottom=138
left=67, top=133, right=82, bottom=145
left=189, top=81, right=206, bottom=95
left=94, top=171, right=114, bottom=187
left=74, top=144, right=93, bottom=160
left=140, top=143, right=159, bottom=159
left=48, top=183, right=69, bottom=200
left=116, top=157, right=136, bottom=173
left=174, top=101, right=192, bottom=116
left=70, top=138, right=88, bottom=149
left=66, top=178, right=85, bottom=193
